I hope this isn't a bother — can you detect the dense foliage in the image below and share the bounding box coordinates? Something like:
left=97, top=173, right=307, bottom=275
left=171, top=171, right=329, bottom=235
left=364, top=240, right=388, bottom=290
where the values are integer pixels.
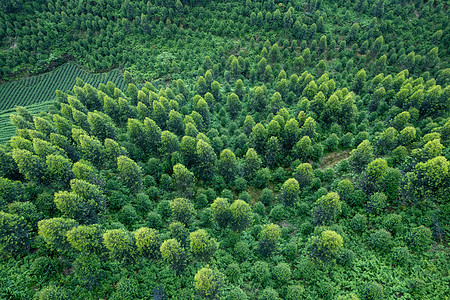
left=0, top=0, right=448, bottom=299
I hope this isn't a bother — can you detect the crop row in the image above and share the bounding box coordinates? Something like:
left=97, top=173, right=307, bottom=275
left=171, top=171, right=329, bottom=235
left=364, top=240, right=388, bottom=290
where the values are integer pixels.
left=0, top=64, right=126, bottom=144
left=0, top=63, right=126, bottom=111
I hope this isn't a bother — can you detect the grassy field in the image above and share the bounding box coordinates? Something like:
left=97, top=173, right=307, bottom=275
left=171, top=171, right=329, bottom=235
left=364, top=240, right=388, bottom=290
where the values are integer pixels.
left=0, top=63, right=126, bottom=144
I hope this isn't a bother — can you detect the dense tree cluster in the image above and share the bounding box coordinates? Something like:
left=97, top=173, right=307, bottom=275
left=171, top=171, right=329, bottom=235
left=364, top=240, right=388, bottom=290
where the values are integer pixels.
left=0, top=0, right=448, bottom=299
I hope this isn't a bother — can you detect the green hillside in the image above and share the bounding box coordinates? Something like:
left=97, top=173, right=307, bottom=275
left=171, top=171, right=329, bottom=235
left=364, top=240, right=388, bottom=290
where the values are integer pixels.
left=0, top=0, right=448, bottom=299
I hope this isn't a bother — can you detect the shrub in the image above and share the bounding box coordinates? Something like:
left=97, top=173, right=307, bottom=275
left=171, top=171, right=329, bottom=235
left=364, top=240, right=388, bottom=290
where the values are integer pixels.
left=38, top=285, right=70, bottom=300
left=359, top=282, right=384, bottom=300
left=225, top=286, right=248, bottom=300
left=190, top=229, right=218, bottom=261
left=260, top=188, right=274, bottom=205
left=234, top=177, right=247, bottom=193
left=259, top=223, right=281, bottom=256
left=234, top=240, right=250, bottom=261
left=253, top=202, right=266, bottom=216
left=391, top=246, right=410, bottom=266
left=147, top=211, right=163, bottom=229
left=252, top=261, right=271, bottom=285
left=111, top=277, right=140, bottom=300
left=0, top=211, right=31, bottom=257
left=350, top=213, right=367, bottom=233
left=272, top=262, right=291, bottom=285
left=406, top=225, right=432, bottom=252
left=366, top=192, right=387, bottom=215
left=286, top=285, right=305, bottom=300
left=382, top=214, right=403, bottom=234
left=226, top=263, right=241, bottom=284
left=284, top=240, right=298, bottom=261
left=258, top=287, right=280, bottom=300
left=118, top=204, right=138, bottom=227
left=269, top=204, right=286, bottom=222
left=194, top=267, right=224, bottom=299
left=239, top=191, right=251, bottom=203
left=337, top=248, right=355, bottom=266
left=369, top=229, right=392, bottom=252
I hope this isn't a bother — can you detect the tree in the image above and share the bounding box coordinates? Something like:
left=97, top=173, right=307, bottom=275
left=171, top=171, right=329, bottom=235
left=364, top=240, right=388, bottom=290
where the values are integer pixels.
left=313, top=192, right=342, bottom=225
left=190, top=229, right=218, bottom=261
left=38, top=218, right=78, bottom=252
left=194, top=267, right=224, bottom=299
left=229, top=200, right=252, bottom=231
left=375, top=127, right=398, bottom=155
left=172, top=164, right=195, bottom=196
left=46, top=154, right=73, bottom=187
left=280, top=178, right=300, bottom=206
left=406, top=225, right=432, bottom=252
left=259, top=223, right=281, bottom=256
left=79, top=134, right=105, bottom=168
left=181, top=135, right=197, bottom=167
left=243, top=148, right=261, bottom=180
left=161, top=130, right=180, bottom=155
left=218, top=149, right=238, bottom=184
left=349, top=140, right=374, bottom=173
left=170, top=198, right=195, bottom=225
left=294, top=163, right=314, bottom=189
left=352, top=69, right=367, bottom=93
left=195, top=139, right=216, bottom=182
left=0, top=212, right=30, bottom=257
left=227, top=93, right=241, bottom=118
left=66, top=224, right=103, bottom=254
left=365, top=158, right=388, bottom=188
left=134, top=227, right=160, bottom=259
left=117, top=156, right=142, bottom=194
left=211, top=198, right=231, bottom=228
left=160, top=239, right=187, bottom=274
left=73, top=254, right=103, bottom=290
left=12, top=148, right=44, bottom=183
left=249, top=123, right=267, bottom=153
left=308, top=230, right=343, bottom=263
left=87, top=112, right=116, bottom=141
left=103, top=228, right=135, bottom=262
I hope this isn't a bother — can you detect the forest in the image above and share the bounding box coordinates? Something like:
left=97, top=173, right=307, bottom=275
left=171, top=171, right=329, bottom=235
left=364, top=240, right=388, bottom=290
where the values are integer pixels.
left=0, top=0, right=448, bottom=299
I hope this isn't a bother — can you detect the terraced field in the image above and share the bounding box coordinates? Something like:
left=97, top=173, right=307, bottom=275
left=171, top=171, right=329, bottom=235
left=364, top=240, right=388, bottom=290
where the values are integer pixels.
left=0, top=63, right=126, bottom=144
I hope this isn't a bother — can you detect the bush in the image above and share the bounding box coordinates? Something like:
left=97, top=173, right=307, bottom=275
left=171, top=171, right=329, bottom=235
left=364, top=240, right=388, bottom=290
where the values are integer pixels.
left=366, top=192, right=387, bottom=215
left=234, top=241, right=250, bottom=261
left=234, top=177, right=247, bottom=193
left=369, top=229, right=392, bottom=252
left=350, top=213, right=367, bottom=233
left=239, top=191, right=251, bottom=203
left=286, top=285, right=305, bottom=300
left=258, top=287, right=280, bottom=300
left=111, top=277, right=140, bottom=300
left=284, top=240, right=298, bottom=261
left=337, top=248, right=355, bottom=266
left=253, top=202, right=266, bottom=216
left=382, top=214, right=403, bottom=234
left=406, top=225, right=432, bottom=252
left=272, top=262, right=291, bottom=285
left=260, top=188, right=274, bottom=205
left=38, top=285, right=70, bottom=300
left=226, top=263, right=241, bottom=284
left=252, top=261, right=271, bottom=285
left=269, top=204, right=286, bottom=222
left=0, top=211, right=30, bottom=257
left=225, top=286, right=248, bottom=300
left=118, top=204, right=138, bottom=227
left=308, top=230, right=344, bottom=263
left=359, top=282, right=384, bottom=300
left=194, top=267, right=224, bottom=299
left=391, top=246, right=410, bottom=266
left=147, top=211, right=163, bottom=229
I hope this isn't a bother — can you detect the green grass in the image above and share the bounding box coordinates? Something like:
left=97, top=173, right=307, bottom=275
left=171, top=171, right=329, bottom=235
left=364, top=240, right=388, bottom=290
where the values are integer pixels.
left=0, top=63, right=127, bottom=144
